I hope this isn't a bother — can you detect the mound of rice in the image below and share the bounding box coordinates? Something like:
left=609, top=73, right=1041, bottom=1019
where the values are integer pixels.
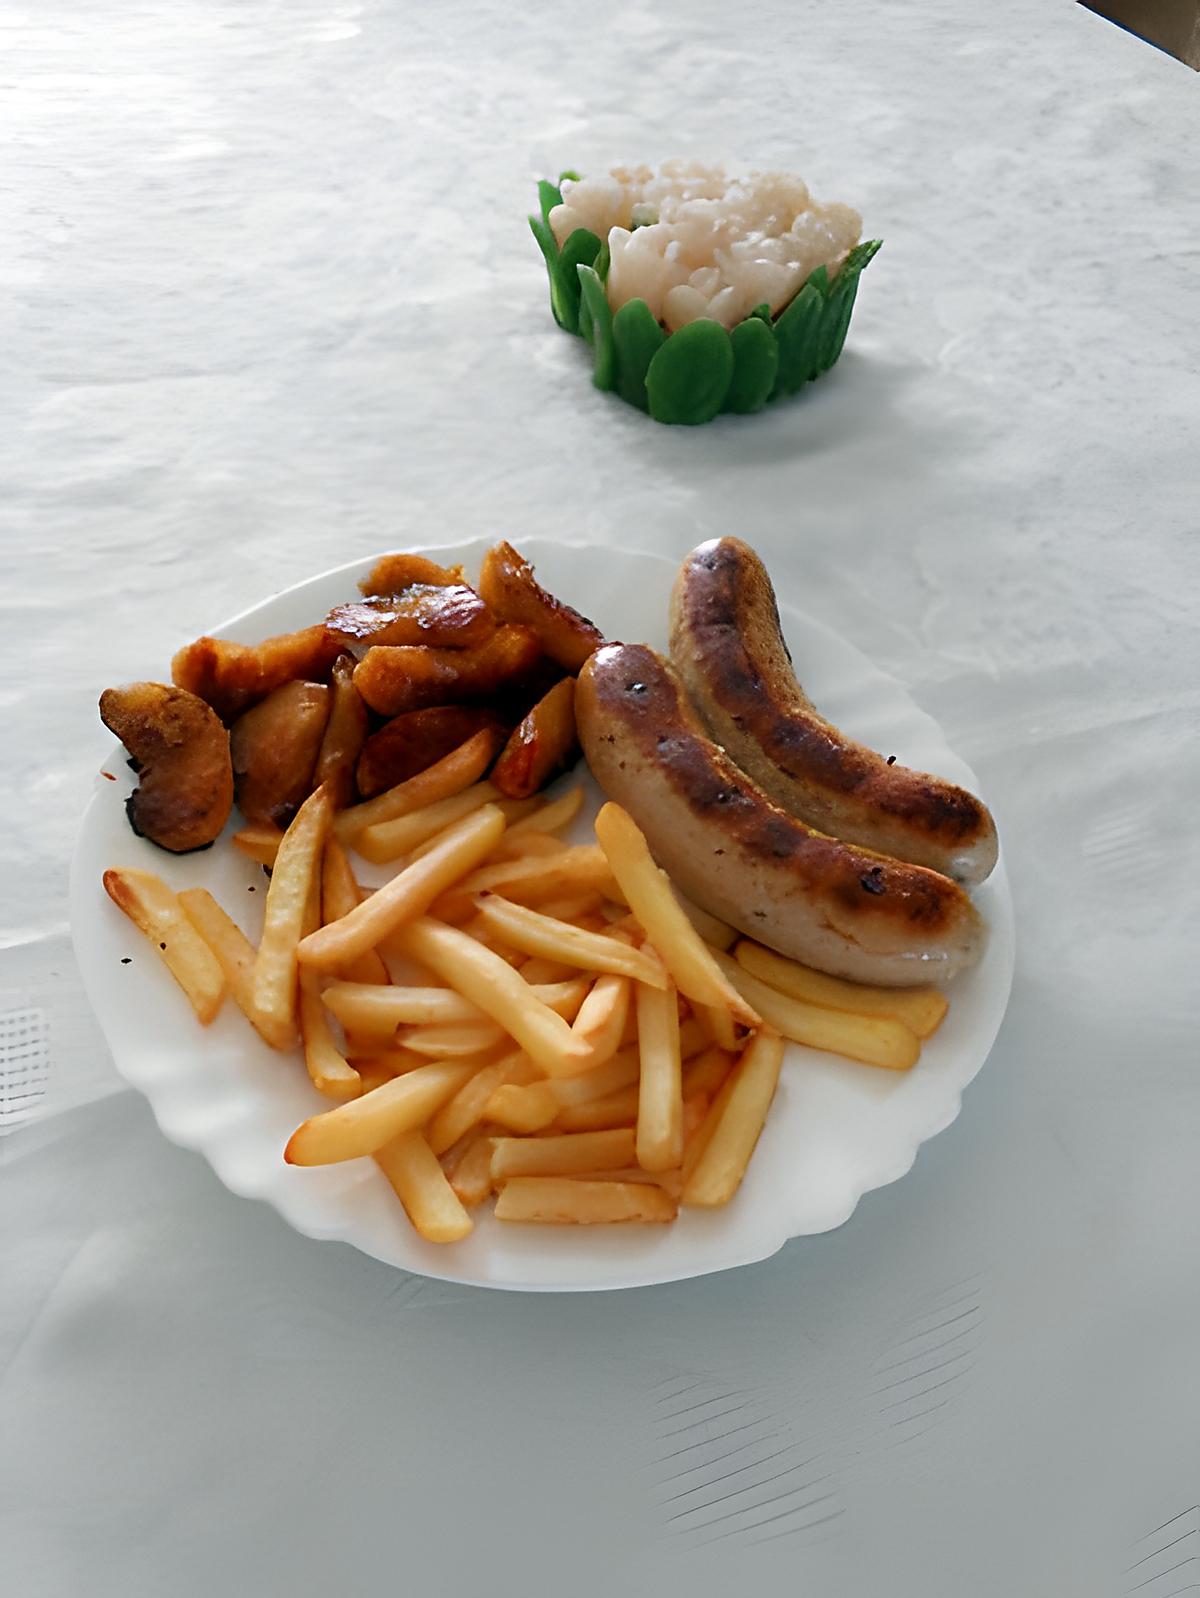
left=549, top=161, right=862, bottom=332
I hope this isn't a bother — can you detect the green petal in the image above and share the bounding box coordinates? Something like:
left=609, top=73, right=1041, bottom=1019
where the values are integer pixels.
left=816, top=240, right=882, bottom=373
left=529, top=215, right=569, bottom=329
left=771, top=281, right=825, bottom=397
left=577, top=265, right=615, bottom=390
left=612, top=299, right=666, bottom=411
left=537, top=180, right=563, bottom=226
left=725, top=316, right=780, bottom=414
left=645, top=319, right=734, bottom=425
left=554, top=227, right=602, bottom=335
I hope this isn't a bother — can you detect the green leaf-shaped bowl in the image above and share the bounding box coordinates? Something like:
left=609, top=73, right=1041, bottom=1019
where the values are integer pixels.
left=530, top=176, right=881, bottom=425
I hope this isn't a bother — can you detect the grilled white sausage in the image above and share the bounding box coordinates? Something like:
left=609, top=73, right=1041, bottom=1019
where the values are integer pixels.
left=670, top=538, right=998, bottom=886
left=578, top=644, right=985, bottom=987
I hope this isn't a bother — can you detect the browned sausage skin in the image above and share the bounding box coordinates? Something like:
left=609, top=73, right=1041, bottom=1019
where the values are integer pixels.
left=577, top=644, right=985, bottom=987
left=669, top=538, right=998, bottom=886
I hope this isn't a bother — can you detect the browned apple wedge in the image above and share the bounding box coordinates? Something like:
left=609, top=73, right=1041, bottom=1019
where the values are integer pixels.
left=230, top=680, right=330, bottom=827
left=99, top=682, right=234, bottom=853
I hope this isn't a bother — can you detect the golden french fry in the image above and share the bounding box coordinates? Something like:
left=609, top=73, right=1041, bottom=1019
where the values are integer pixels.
left=594, top=803, right=758, bottom=1025
left=252, top=785, right=332, bottom=1050
left=676, top=893, right=738, bottom=952
left=399, top=1020, right=507, bottom=1058
left=682, top=1029, right=785, bottom=1207
left=555, top=1086, right=640, bottom=1132
left=532, top=893, right=607, bottom=924
left=299, top=967, right=362, bottom=1100
left=177, top=887, right=279, bottom=1044
left=574, top=1167, right=684, bottom=1199
left=446, top=846, right=619, bottom=908
left=517, top=956, right=576, bottom=984
left=321, top=837, right=390, bottom=986
left=456, top=913, right=525, bottom=960
left=548, top=1046, right=640, bottom=1107
left=351, top=783, right=502, bottom=867
left=494, top=1177, right=676, bottom=1225
left=694, top=1000, right=739, bottom=1053
left=333, top=729, right=499, bottom=843
left=489, top=832, right=569, bottom=862
left=284, top=1057, right=476, bottom=1165
left=104, top=869, right=226, bottom=1024
left=569, top=974, right=631, bottom=1069
left=389, top=918, right=592, bottom=1076
left=471, top=896, right=666, bottom=988
left=375, top=1131, right=474, bottom=1242
left=427, top=1050, right=528, bottom=1156
left=322, top=978, right=584, bottom=1038
left=231, top=824, right=283, bottom=868
left=734, top=940, right=949, bottom=1039
left=406, top=797, right=538, bottom=867
left=491, top=1128, right=637, bottom=1180
left=484, top=1080, right=560, bottom=1133
left=299, top=805, right=507, bottom=970
left=714, top=952, right=920, bottom=1070
left=505, top=786, right=584, bottom=838
left=681, top=1044, right=736, bottom=1104
left=635, top=979, right=683, bottom=1172
left=445, top=1132, right=499, bottom=1207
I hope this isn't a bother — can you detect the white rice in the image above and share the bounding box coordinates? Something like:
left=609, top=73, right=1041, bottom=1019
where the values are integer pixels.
left=549, top=161, right=862, bottom=333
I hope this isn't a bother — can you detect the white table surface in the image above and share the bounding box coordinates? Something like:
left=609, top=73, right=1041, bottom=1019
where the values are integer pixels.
left=4, top=3, right=1198, bottom=1593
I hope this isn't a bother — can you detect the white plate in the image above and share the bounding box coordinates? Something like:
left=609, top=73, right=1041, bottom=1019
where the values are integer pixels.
left=71, top=536, right=1014, bottom=1292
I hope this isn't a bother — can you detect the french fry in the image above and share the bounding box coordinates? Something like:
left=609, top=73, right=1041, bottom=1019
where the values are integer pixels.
left=694, top=1000, right=739, bottom=1052
left=734, top=941, right=949, bottom=1039
left=471, top=897, right=666, bottom=988
left=681, top=1044, right=737, bottom=1105
left=569, top=974, right=631, bottom=1069
left=575, top=1167, right=684, bottom=1200
left=505, top=786, right=584, bottom=838
left=104, top=868, right=226, bottom=1024
left=299, top=805, right=507, bottom=970
left=399, top=1020, right=507, bottom=1058
left=375, top=1131, right=473, bottom=1243
left=445, top=1132, right=499, bottom=1207
left=354, top=1056, right=411, bottom=1094
left=595, top=803, right=758, bottom=1025
left=177, top=887, right=279, bottom=1044
left=678, top=1014, right=709, bottom=1061
left=555, top=1085, right=640, bottom=1132
left=322, top=978, right=586, bottom=1038
left=532, top=893, right=607, bottom=924
left=298, top=967, right=362, bottom=1100
left=427, top=1050, right=528, bottom=1156
left=284, top=1058, right=476, bottom=1165
left=714, top=952, right=920, bottom=1070
left=494, top=1178, right=676, bottom=1225
left=439, top=846, right=618, bottom=908
left=548, top=1046, right=640, bottom=1107
left=321, top=837, right=390, bottom=986
left=484, top=1081, right=560, bottom=1133
left=333, top=730, right=499, bottom=844
left=517, top=956, right=576, bottom=985
left=232, top=823, right=283, bottom=868
left=491, top=1129, right=636, bottom=1181
left=682, top=1029, right=785, bottom=1207
left=389, top=918, right=592, bottom=1076
left=353, top=783, right=501, bottom=866
left=635, top=979, right=684, bottom=1172
left=455, top=913, right=525, bottom=961
left=252, top=785, right=332, bottom=1050
left=489, top=832, right=569, bottom=862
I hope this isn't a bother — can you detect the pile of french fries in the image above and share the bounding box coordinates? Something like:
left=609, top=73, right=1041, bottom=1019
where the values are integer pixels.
left=104, top=730, right=949, bottom=1246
